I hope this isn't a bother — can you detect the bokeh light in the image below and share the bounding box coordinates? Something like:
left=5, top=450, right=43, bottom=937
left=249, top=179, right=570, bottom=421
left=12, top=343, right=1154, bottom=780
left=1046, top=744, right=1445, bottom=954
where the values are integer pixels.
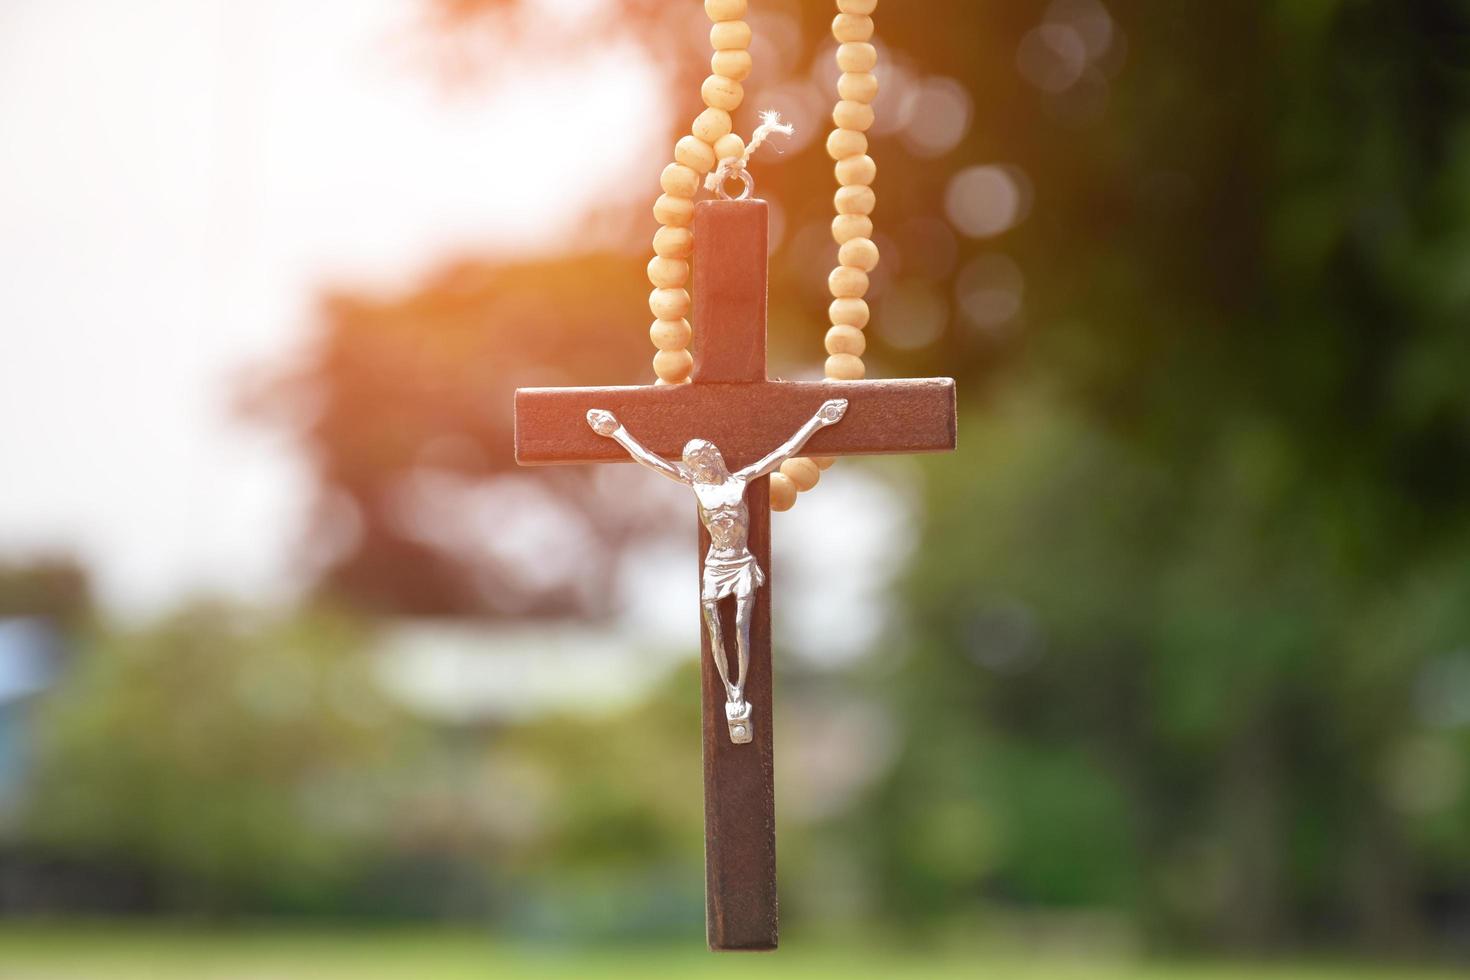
left=876, top=279, right=949, bottom=350
left=955, top=252, right=1025, bottom=335
left=944, top=164, right=1033, bottom=238
left=900, top=76, right=973, bottom=158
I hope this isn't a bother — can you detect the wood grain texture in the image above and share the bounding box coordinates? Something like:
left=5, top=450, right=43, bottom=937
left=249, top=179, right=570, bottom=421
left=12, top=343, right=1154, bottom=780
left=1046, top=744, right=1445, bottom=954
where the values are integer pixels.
left=700, top=480, right=778, bottom=951
left=515, top=378, right=956, bottom=470
left=694, top=199, right=776, bottom=950
left=693, top=199, right=768, bottom=385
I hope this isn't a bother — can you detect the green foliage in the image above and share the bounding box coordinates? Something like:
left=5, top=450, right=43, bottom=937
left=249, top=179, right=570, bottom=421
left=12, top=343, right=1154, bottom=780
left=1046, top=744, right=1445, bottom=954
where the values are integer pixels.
left=875, top=382, right=1470, bottom=943
left=834, top=0, right=1470, bottom=952
left=22, top=608, right=428, bottom=913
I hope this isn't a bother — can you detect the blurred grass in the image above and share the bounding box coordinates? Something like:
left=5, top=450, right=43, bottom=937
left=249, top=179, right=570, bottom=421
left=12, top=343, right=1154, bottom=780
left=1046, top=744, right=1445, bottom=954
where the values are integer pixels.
left=0, top=927, right=1461, bottom=980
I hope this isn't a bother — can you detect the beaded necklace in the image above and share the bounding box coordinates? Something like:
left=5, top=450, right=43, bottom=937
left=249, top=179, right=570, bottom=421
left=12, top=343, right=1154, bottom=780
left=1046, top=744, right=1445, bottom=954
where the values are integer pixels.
left=646, top=0, right=881, bottom=512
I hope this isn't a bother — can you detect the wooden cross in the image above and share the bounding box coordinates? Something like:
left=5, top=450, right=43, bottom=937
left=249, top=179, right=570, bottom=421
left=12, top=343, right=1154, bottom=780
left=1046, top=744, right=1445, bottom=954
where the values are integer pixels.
left=514, top=199, right=956, bottom=951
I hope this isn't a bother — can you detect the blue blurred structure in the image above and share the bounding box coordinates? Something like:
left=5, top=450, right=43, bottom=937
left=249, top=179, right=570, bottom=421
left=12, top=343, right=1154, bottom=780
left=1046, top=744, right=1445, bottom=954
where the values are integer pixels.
left=0, top=618, right=62, bottom=815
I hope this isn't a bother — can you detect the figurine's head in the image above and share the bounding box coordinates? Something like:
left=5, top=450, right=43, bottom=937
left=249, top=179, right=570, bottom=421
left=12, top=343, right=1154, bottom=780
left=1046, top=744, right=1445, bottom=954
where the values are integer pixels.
left=682, top=439, right=729, bottom=483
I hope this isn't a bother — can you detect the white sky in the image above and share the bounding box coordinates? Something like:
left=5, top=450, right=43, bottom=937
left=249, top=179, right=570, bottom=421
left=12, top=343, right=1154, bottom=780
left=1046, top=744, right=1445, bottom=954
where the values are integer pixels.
left=0, top=0, right=665, bottom=616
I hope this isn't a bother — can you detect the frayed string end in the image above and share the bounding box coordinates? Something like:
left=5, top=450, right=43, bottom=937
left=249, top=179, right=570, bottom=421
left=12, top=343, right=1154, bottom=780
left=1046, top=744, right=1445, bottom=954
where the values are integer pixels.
left=704, top=109, right=796, bottom=193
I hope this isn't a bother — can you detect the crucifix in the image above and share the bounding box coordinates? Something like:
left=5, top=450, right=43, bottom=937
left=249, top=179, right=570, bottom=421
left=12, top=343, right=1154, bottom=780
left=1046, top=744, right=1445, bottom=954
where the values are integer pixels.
left=514, top=198, right=956, bottom=950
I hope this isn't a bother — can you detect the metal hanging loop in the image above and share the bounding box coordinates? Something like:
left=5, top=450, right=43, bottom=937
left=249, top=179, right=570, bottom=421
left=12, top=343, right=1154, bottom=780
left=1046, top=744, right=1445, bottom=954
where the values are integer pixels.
left=716, top=167, right=755, bottom=202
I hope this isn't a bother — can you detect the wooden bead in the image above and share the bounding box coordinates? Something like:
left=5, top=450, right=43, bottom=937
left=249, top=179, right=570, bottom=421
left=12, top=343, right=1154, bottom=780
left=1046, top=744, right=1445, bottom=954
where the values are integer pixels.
left=819, top=15, right=887, bottom=413
left=829, top=266, right=870, bottom=298
left=702, top=74, right=743, bottom=112
left=833, top=214, right=874, bottom=244
left=836, top=42, right=878, bottom=73
left=833, top=100, right=875, bottom=132
left=826, top=128, right=868, bottom=160
left=826, top=353, right=866, bottom=380
left=832, top=14, right=874, bottom=42
left=704, top=0, right=747, bottom=20
left=712, top=132, right=745, bottom=164
left=711, top=49, right=753, bottom=81
left=838, top=0, right=877, bottom=13
left=654, top=348, right=694, bottom=383
left=836, top=154, right=877, bottom=186
left=835, top=184, right=877, bottom=216
left=675, top=135, right=716, bottom=174
left=653, top=225, right=693, bottom=260
left=838, top=71, right=879, bottom=103
left=650, top=287, right=691, bottom=320
left=826, top=324, right=867, bottom=356
left=650, top=317, right=692, bottom=351
left=813, top=456, right=838, bottom=470
left=781, top=457, right=821, bottom=492
left=654, top=193, right=695, bottom=227
left=692, top=107, right=733, bottom=144
left=770, top=472, right=798, bottom=512
left=830, top=297, right=871, bottom=328
left=839, top=236, right=879, bottom=271
left=661, top=162, right=700, bottom=198
left=710, top=20, right=752, bottom=50
left=647, top=256, right=689, bottom=289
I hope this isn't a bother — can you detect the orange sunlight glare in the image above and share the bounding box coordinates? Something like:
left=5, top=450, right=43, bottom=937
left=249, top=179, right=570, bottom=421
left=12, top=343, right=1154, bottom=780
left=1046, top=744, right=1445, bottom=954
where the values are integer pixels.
left=0, top=0, right=665, bottom=615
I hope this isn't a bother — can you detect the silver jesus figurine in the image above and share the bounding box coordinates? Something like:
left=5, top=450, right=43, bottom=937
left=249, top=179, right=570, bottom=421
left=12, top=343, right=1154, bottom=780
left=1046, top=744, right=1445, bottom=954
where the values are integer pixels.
left=587, top=398, right=849, bottom=744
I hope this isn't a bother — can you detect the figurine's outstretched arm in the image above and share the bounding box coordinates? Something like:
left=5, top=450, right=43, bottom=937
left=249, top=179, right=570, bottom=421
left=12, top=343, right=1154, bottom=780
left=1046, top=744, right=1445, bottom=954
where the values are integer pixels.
left=586, top=409, right=690, bottom=485
left=737, top=399, right=848, bottom=481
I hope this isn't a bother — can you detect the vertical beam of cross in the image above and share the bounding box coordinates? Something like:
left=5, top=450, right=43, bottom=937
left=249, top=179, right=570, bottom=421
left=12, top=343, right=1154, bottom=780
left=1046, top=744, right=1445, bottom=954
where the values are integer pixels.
left=691, top=200, right=778, bottom=951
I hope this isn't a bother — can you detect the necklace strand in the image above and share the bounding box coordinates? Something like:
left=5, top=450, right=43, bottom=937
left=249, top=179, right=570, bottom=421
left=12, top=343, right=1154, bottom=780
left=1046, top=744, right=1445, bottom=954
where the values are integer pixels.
left=646, top=0, right=881, bottom=511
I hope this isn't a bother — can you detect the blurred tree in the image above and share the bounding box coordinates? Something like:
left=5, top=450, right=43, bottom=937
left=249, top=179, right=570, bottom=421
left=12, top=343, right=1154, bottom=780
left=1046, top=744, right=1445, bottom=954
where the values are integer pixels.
left=874, top=0, right=1470, bottom=956
left=246, top=257, right=668, bottom=618
left=0, top=558, right=92, bottom=626
left=22, top=608, right=441, bottom=916
left=19, top=606, right=720, bottom=930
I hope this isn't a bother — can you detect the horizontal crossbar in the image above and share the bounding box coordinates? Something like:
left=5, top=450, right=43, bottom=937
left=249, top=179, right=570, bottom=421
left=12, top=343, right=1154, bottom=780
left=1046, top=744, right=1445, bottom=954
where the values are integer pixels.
left=515, top=378, right=956, bottom=470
